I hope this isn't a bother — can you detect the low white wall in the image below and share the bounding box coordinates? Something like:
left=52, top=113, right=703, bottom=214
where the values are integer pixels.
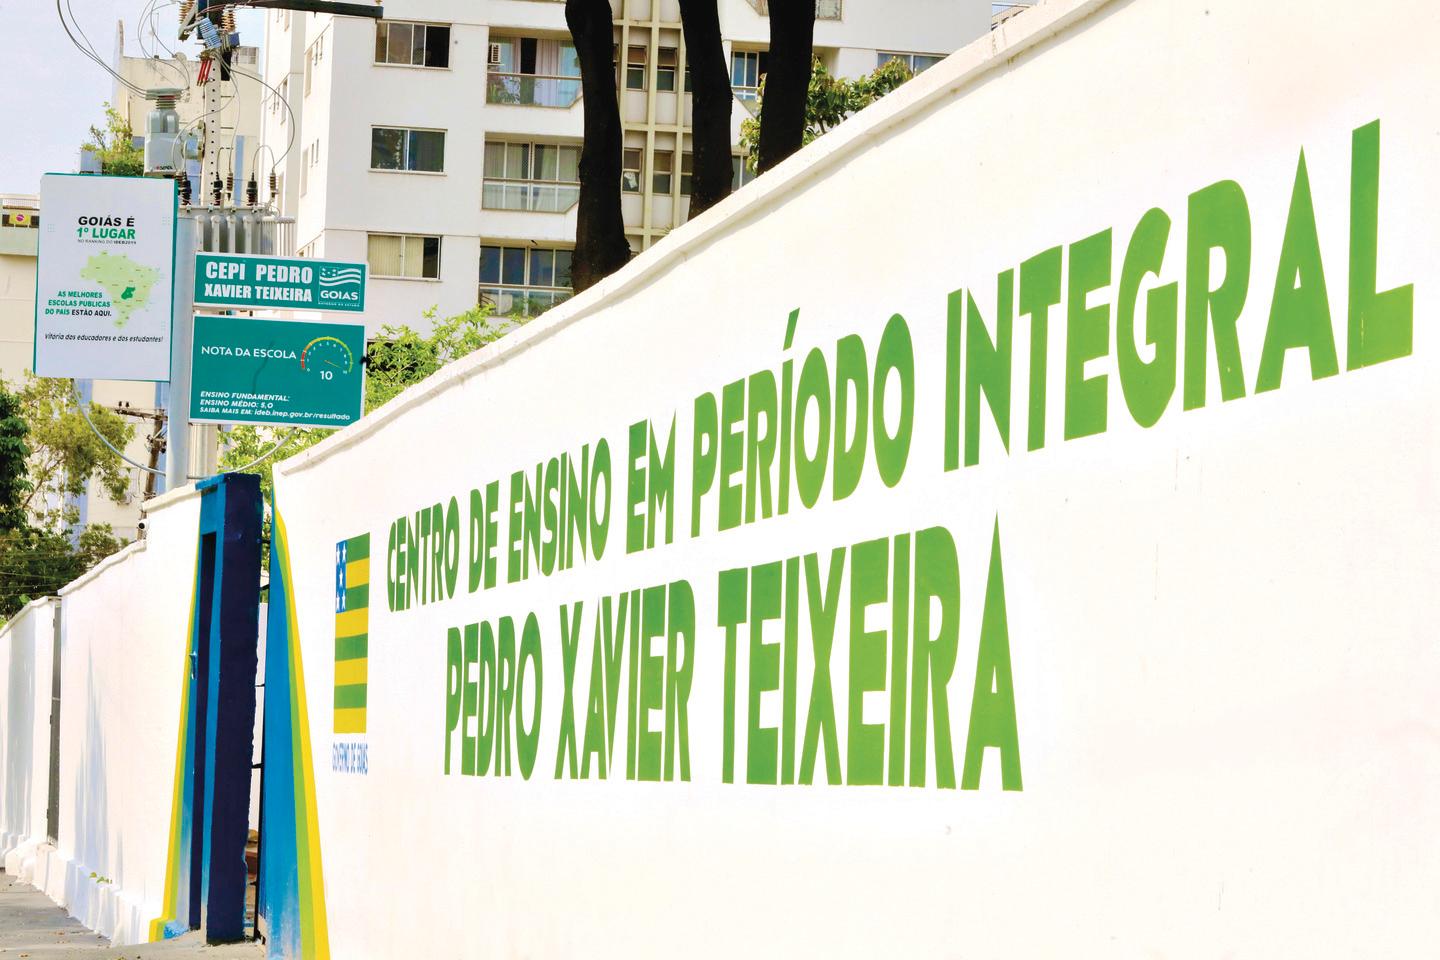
left=268, top=0, right=1440, bottom=956
left=0, top=597, right=56, bottom=871
left=25, top=487, right=202, bottom=945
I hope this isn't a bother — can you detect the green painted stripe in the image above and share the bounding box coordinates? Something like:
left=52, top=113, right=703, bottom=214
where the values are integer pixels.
left=346, top=533, right=370, bottom=561
left=334, top=684, right=368, bottom=709
left=344, top=584, right=368, bottom=611
left=335, top=634, right=368, bottom=660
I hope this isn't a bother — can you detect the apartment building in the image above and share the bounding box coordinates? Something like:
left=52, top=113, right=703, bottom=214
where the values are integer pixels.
left=261, top=0, right=988, bottom=334
left=0, top=195, right=41, bottom=381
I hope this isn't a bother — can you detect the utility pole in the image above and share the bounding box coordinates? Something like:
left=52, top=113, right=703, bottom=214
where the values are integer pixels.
left=153, top=0, right=384, bottom=493
left=107, top=404, right=168, bottom=500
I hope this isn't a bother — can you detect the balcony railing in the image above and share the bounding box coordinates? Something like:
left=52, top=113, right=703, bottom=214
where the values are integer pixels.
left=482, top=180, right=581, bottom=213
left=479, top=286, right=572, bottom=318
left=733, top=85, right=761, bottom=116
left=485, top=73, right=582, bottom=108
left=745, top=0, right=841, bottom=18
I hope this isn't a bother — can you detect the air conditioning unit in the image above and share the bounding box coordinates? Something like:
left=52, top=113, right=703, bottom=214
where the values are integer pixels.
left=488, top=43, right=503, bottom=66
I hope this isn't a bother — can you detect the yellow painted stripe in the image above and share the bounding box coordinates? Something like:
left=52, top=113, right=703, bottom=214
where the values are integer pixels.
left=334, top=607, right=367, bottom=638
left=276, top=512, right=330, bottom=960
left=345, top=557, right=369, bottom=588
left=333, top=657, right=367, bottom=686
left=333, top=707, right=367, bottom=734
left=151, top=561, right=201, bottom=941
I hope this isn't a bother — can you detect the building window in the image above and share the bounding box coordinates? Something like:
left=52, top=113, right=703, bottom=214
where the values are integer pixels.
left=277, top=78, right=288, bottom=124
left=877, top=51, right=944, bottom=73
left=684, top=63, right=692, bottom=92
left=622, top=148, right=643, bottom=193
left=368, top=233, right=441, bottom=279
left=371, top=127, right=446, bottom=172
left=482, top=140, right=581, bottom=212
left=652, top=150, right=673, bottom=194
left=732, top=155, right=756, bottom=191
left=479, top=244, right=573, bottom=318
left=731, top=49, right=766, bottom=101
left=305, top=37, right=324, bottom=95
left=680, top=153, right=693, bottom=195
left=375, top=21, right=451, bottom=68
left=300, top=146, right=310, bottom=195
left=626, top=45, right=647, bottom=90
left=817, top=0, right=843, bottom=19
left=486, top=36, right=581, bottom=107
left=657, top=47, right=678, bottom=91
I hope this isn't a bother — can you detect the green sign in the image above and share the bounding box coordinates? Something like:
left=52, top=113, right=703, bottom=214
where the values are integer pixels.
left=190, top=315, right=365, bottom=428
left=194, top=252, right=367, bottom=313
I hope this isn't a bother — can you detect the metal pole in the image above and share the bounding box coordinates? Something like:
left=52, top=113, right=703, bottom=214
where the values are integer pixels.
left=203, top=72, right=222, bottom=206
left=167, top=215, right=198, bottom=492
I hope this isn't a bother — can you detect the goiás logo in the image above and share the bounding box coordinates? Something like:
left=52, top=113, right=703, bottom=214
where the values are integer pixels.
left=317, top=265, right=364, bottom=304
left=333, top=532, right=370, bottom=776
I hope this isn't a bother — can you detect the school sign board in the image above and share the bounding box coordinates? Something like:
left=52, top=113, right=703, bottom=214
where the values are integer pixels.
left=190, top=315, right=364, bottom=428
left=194, top=252, right=367, bottom=313
left=33, top=174, right=176, bottom=380
left=258, top=1, right=1440, bottom=958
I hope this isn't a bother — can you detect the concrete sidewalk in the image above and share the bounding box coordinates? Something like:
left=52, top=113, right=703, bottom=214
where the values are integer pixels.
left=0, top=872, right=262, bottom=960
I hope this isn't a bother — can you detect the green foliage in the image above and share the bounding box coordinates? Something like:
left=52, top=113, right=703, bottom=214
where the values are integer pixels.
left=0, top=376, right=133, bottom=621
left=739, top=57, right=913, bottom=172
left=220, top=303, right=514, bottom=505
left=367, top=304, right=511, bottom=410
left=0, top=384, right=31, bottom=533
left=16, top=374, right=134, bottom=532
left=0, top=375, right=137, bottom=620
left=0, top=521, right=126, bottom=621
left=82, top=102, right=146, bottom=177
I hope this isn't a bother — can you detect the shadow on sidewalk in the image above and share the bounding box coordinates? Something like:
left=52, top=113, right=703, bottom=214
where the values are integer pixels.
left=0, top=871, right=263, bottom=959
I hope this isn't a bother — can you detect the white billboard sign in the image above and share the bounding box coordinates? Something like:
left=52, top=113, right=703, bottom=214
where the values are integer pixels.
left=33, top=174, right=176, bottom=381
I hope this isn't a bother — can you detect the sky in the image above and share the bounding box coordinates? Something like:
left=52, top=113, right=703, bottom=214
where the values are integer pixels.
left=0, top=1, right=264, bottom=197
left=1, top=2, right=1019, bottom=196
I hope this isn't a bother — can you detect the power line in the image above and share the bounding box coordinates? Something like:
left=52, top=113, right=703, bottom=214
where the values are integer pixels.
left=55, top=0, right=150, bottom=97
left=139, top=0, right=194, bottom=90
left=229, top=63, right=296, bottom=172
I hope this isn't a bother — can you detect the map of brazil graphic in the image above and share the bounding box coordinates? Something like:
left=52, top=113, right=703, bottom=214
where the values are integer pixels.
left=78, top=251, right=161, bottom=328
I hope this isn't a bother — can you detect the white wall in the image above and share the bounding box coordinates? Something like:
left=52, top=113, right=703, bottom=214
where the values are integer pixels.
left=25, top=487, right=201, bottom=945
left=0, top=598, right=57, bottom=872
left=267, top=0, right=1440, bottom=956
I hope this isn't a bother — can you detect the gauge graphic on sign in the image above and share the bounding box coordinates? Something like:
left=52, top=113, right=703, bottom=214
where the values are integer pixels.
left=300, top=336, right=356, bottom=380
left=191, top=316, right=365, bottom=428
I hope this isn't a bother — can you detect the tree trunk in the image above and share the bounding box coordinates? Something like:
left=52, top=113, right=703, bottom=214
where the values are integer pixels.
left=756, top=0, right=816, bottom=173
left=678, top=0, right=733, bottom=216
left=566, top=0, right=631, bottom=292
